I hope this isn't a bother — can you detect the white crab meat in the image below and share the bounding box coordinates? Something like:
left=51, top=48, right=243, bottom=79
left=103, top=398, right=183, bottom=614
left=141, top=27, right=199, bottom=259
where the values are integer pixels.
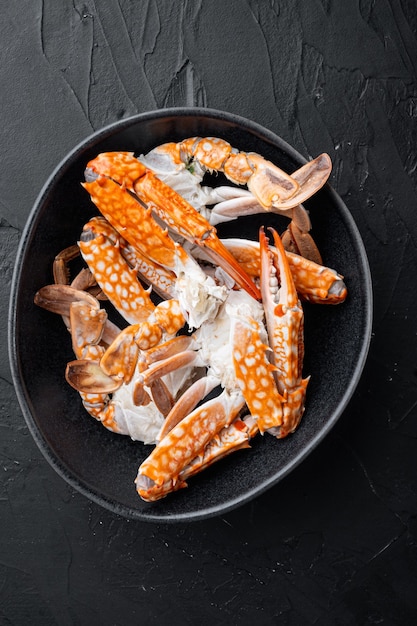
left=172, top=254, right=228, bottom=330
left=194, top=289, right=265, bottom=391
left=111, top=379, right=165, bottom=444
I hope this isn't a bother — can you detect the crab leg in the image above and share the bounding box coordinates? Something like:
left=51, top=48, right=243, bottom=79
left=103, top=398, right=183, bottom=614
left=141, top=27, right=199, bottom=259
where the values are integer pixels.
left=79, top=217, right=157, bottom=325
left=136, top=389, right=246, bottom=496
left=69, top=306, right=125, bottom=435
left=156, top=374, right=220, bottom=441
left=34, top=283, right=99, bottom=318
left=219, top=238, right=347, bottom=305
left=65, top=296, right=187, bottom=394
left=53, top=244, right=82, bottom=285
left=84, top=152, right=261, bottom=301
left=192, top=194, right=322, bottom=264
left=136, top=415, right=253, bottom=502
left=34, top=282, right=170, bottom=443
left=35, top=284, right=128, bottom=433
left=145, top=139, right=331, bottom=262
left=68, top=302, right=128, bottom=434
left=156, top=138, right=332, bottom=211
left=83, top=176, right=236, bottom=328
left=280, top=204, right=321, bottom=262
left=38, top=282, right=185, bottom=432
left=128, top=334, right=202, bottom=415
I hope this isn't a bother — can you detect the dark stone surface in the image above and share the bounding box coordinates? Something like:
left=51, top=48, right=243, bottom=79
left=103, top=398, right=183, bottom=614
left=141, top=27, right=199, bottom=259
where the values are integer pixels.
left=1, top=1, right=417, bottom=624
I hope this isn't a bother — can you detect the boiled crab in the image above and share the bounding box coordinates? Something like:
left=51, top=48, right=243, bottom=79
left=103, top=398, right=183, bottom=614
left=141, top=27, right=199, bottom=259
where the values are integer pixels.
left=34, top=137, right=347, bottom=502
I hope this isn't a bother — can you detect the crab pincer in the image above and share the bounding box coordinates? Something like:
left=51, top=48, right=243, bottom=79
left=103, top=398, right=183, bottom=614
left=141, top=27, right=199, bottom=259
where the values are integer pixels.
left=220, top=238, right=347, bottom=305
left=84, top=151, right=261, bottom=301
left=151, top=137, right=332, bottom=263
left=230, top=226, right=309, bottom=437
left=135, top=389, right=247, bottom=501
left=259, top=226, right=310, bottom=437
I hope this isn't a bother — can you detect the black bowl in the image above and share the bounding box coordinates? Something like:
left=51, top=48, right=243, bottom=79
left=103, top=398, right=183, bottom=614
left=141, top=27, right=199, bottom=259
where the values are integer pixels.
left=8, top=108, right=372, bottom=522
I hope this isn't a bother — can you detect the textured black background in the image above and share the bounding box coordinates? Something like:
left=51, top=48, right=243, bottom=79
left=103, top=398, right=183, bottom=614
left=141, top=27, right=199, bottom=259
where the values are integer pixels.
left=2, top=2, right=417, bottom=624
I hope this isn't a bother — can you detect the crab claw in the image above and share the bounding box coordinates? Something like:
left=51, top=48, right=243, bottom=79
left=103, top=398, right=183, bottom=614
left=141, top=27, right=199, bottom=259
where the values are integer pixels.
left=231, top=314, right=286, bottom=434
left=260, top=227, right=309, bottom=437
left=246, top=153, right=332, bottom=212
left=136, top=415, right=253, bottom=502
left=135, top=167, right=261, bottom=299
left=83, top=176, right=227, bottom=328
left=78, top=217, right=157, bottom=325
left=216, top=238, right=347, bottom=305
left=136, top=389, right=246, bottom=495
left=85, top=152, right=261, bottom=301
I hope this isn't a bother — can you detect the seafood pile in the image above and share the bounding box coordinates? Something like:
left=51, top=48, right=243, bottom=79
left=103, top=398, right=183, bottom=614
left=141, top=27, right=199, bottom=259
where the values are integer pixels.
left=34, top=137, right=347, bottom=502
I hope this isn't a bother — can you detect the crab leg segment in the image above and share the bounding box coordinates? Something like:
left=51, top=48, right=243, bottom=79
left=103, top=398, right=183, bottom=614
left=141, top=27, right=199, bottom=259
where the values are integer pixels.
left=137, top=415, right=252, bottom=502
left=83, top=176, right=186, bottom=271
left=150, top=299, right=186, bottom=336
left=53, top=244, right=81, bottom=285
left=130, top=336, right=201, bottom=409
left=155, top=138, right=332, bottom=211
left=260, top=227, right=309, bottom=437
left=282, top=247, right=347, bottom=305
left=220, top=238, right=347, bottom=305
left=85, top=152, right=261, bottom=301
left=121, top=243, right=176, bottom=301
left=69, top=301, right=107, bottom=361
left=65, top=297, right=187, bottom=396
left=231, top=315, right=285, bottom=433
left=136, top=389, right=246, bottom=495
left=79, top=217, right=156, bottom=325
left=157, top=374, right=220, bottom=441
left=34, top=284, right=99, bottom=319
left=135, top=170, right=261, bottom=300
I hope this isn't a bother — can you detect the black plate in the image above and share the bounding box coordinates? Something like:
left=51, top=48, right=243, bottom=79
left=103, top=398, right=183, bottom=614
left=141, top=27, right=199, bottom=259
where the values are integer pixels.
left=8, top=108, right=372, bottom=522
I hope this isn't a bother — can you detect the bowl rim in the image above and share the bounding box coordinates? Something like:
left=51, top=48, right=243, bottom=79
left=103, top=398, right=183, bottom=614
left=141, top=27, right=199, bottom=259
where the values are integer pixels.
left=8, top=106, right=373, bottom=522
